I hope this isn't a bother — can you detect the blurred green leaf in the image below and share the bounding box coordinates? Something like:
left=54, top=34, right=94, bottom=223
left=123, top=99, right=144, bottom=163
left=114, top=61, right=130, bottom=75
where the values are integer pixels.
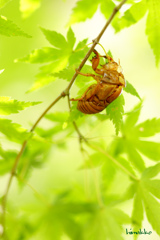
left=117, top=156, right=137, bottom=176
left=0, top=119, right=31, bottom=143
left=124, top=80, right=141, bottom=100
left=67, top=27, right=76, bottom=49
left=106, top=94, right=125, bottom=135
left=69, top=38, right=88, bottom=65
left=0, top=15, right=31, bottom=37
left=102, top=158, right=116, bottom=189
left=0, top=96, right=41, bottom=115
left=125, top=141, right=145, bottom=172
left=123, top=183, right=136, bottom=201
left=112, top=0, right=147, bottom=32
left=38, top=201, right=96, bottom=240
left=16, top=47, right=61, bottom=64
left=69, top=101, right=84, bottom=121
left=84, top=207, right=130, bottom=240
left=0, top=0, right=11, bottom=8
left=143, top=179, right=160, bottom=199
left=142, top=163, right=160, bottom=179
left=100, top=0, right=115, bottom=19
left=142, top=189, right=160, bottom=235
left=146, top=0, right=160, bottom=66
left=53, top=65, right=75, bottom=82
left=45, top=112, right=69, bottom=122
left=111, top=102, right=160, bottom=173
left=131, top=169, right=160, bottom=237
left=20, top=0, right=41, bottom=18
left=80, top=152, right=105, bottom=169
left=68, top=0, right=99, bottom=25
left=28, top=61, right=67, bottom=92
left=124, top=101, right=142, bottom=129
left=135, top=118, right=160, bottom=137
left=17, top=27, right=79, bottom=91
left=18, top=135, right=51, bottom=180
left=40, top=27, right=68, bottom=49
left=132, top=184, right=143, bottom=228
left=0, top=147, right=17, bottom=175
left=6, top=212, right=34, bottom=240
left=135, top=140, right=160, bottom=161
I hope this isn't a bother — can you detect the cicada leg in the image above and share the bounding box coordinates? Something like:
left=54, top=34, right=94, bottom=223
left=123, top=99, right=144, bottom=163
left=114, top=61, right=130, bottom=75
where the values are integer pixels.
left=75, top=69, right=101, bottom=82
left=70, top=85, right=96, bottom=102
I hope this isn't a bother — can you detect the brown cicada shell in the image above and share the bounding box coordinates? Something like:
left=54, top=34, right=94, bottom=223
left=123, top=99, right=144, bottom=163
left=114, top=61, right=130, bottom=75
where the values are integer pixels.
left=70, top=49, right=125, bottom=114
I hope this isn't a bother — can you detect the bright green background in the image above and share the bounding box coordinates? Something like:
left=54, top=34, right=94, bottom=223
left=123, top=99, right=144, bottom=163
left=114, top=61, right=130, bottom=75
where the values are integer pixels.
left=0, top=0, right=160, bottom=239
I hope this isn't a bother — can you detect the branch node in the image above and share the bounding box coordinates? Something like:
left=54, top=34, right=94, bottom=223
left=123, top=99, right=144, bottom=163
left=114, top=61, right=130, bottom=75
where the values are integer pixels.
left=61, top=90, right=68, bottom=97
left=92, top=38, right=98, bottom=45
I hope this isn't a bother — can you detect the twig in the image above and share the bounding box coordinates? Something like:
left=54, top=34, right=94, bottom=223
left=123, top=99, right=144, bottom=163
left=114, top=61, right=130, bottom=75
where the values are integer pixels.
left=67, top=94, right=104, bottom=206
left=1, top=0, right=128, bottom=237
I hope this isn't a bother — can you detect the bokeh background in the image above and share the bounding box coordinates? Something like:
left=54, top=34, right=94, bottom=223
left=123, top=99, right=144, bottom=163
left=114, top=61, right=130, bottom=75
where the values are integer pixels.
left=0, top=0, right=160, bottom=239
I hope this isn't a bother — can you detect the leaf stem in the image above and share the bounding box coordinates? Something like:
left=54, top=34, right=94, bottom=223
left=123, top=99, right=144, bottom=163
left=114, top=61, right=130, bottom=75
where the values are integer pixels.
left=86, top=142, right=139, bottom=181
left=1, top=0, right=128, bottom=237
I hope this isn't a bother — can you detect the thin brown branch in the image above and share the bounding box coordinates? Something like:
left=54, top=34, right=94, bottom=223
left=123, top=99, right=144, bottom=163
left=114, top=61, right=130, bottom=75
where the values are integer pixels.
left=1, top=0, right=128, bottom=237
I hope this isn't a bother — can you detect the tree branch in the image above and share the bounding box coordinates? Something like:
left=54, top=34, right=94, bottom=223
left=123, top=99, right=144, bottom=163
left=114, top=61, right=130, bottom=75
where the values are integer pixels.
left=1, top=0, right=128, bottom=237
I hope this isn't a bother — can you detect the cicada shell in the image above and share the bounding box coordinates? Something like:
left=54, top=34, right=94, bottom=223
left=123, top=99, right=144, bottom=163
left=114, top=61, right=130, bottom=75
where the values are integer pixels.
left=71, top=49, right=125, bottom=114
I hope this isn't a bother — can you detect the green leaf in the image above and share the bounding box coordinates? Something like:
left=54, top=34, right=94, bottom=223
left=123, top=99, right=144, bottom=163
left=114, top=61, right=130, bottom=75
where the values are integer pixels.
left=142, top=163, right=160, bottom=179
left=106, top=94, right=125, bottom=135
left=135, top=140, right=160, bottom=161
left=142, top=188, right=160, bottom=235
left=0, top=96, right=41, bottom=115
left=68, top=0, right=99, bottom=25
left=112, top=0, right=147, bottom=33
left=69, top=101, right=84, bottom=121
left=45, top=112, right=69, bottom=123
left=0, top=0, right=11, bottom=8
left=84, top=207, right=129, bottom=240
left=28, top=59, right=68, bottom=92
left=80, top=152, right=105, bottom=169
left=39, top=201, right=95, bottom=240
left=123, top=183, right=137, bottom=201
left=110, top=208, right=130, bottom=225
left=117, top=156, right=137, bottom=176
left=20, top=0, right=41, bottom=18
left=67, top=27, right=76, bottom=49
left=0, top=119, right=31, bottom=143
left=102, top=159, right=116, bottom=190
left=69, top=38, right=88, bottom=65
left=100, top=0, right=116, bottom=19
left=125, top=141, right=145, bottom=172
left=53, top=65, right=75, bottom=82
left=0, top=15, right=31, bottom=37
left=143, top=179, right=160, bottom=200
left=18, top=136, right=51, bottom=180
left=16, top=47, right=61, bottom=64
left=40, top=27, right=68, bottom=49
left=19, top=28, right=78, bottom=92
left=124, top=80, right=141, bottom=100
left=124, top=101, right=142, bottom=129
left=146, top=0, right=160, bottom=66
left=0, top=147, right=17, bottom=175
left=35, top=125, right=67, bottom=140
left=132, top=184, right=143, bottom=228
left=135, top=118, right=160, bottom=137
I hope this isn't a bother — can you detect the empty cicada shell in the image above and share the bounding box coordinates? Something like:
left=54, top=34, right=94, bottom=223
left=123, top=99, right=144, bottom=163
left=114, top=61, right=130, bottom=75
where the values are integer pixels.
left=70, top=49, right=125, bottom=114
